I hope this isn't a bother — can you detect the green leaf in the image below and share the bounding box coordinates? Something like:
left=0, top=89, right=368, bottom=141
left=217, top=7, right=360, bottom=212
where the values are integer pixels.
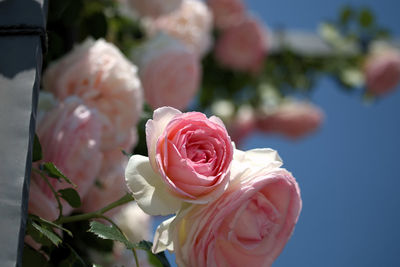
left=41, top=162, right=75, bottom=186
left=32, top=134, right=42, bottom=162
left=31, top=221, right=62, bottom=247
left=88, top=221, right=135, bottom=249
left=359, top=8, right=374, bottom=28
left=22, top=245, right=50, bottom=267
left=29, top=214, right=73, bottom=237
left=58, top=188, right=82, bottom=208
left=138, top=241, right=171, bottom=267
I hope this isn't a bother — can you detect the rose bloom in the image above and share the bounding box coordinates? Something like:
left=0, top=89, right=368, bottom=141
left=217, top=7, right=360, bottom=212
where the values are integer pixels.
left=43, top=38, right=143, bottom=152
left=214, top=16, right=268, bottom=73
left=126, top=0, right=182, bottom=18
left=364, top=44, right=400, bottom=95
left=257, top=100, right=324, bottom=139
left=111, top=202, right=153, bottom=267
left=228, top=105, right=256, bottom=148
left=153, top=148, right=302, bottom=267
left=145, top=0, right=213, bottom=56
left=29, top=97, right=103, bottom=218
left=81, top=151, right=128, bottom=217
left=125, top=107, right=234, bottom=215
left=207, top=0, right=246, bottom=29
left=133, top=34, right=201, bottom=110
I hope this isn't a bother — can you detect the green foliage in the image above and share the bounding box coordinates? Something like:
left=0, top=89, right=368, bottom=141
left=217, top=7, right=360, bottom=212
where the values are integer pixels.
left=88, top=221, right=171, bottom=267
left=89, top=221, right=135, bottom=249
left=32, top=134, right=42, bottom=162
left=27, top=218, right=62, bottom=247
left=40, top=162, right=75, bottom=186
left=22, top=245, right=51, bottom=267
left=58, top=188, right=82, bottom=208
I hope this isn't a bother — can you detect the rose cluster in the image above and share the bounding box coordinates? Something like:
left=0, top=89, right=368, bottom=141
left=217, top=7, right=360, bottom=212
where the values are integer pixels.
left=28, top=38, right=143, bottom=223
left=125, top=106, right=302, bottom=267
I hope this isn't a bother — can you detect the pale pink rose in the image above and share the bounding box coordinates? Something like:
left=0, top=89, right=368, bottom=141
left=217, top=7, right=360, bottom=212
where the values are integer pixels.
left=145, top=0, right=213, bottom=56
left=214, top=16, right=268, bottom=73
left=43, top=38, right=143, bottom=152
left=29, top=97, right=103, bottom=216
left=228, top=105, right=256, bottom=147
left=364, top=45, right=400, bottom=95
left=125, top=107, right=234, bottom=215
left=81, top=152, right=128, bottom=217
left=207, top=0, right=246, bottom=29
left=153, top=149, right=301, bottom=267
left=112, top=203, right=153, bottom=267
left=257, top=100, right=324, bottom=139
left=126, top=0, right=182, bottom=18
left=133, top=34, right=201, bottom=110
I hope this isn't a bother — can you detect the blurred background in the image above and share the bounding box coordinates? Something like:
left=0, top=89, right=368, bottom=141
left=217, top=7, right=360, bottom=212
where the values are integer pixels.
left=242, top=0, right=400, bottom=266
left=157, top=0, right=400, bottom=266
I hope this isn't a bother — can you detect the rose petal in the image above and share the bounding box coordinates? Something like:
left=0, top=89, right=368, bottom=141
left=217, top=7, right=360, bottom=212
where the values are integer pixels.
left=152, top=216, right=175, bottom=253
left=231, top=148, right=282, bottom=183
left=125, top=155, right=182, bottom=215
left=146, top=106, right=181, bottom=170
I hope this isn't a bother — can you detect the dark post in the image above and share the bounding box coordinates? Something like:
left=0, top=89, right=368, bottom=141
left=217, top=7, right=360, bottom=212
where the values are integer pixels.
left=0, top=0, right=47, bottom=266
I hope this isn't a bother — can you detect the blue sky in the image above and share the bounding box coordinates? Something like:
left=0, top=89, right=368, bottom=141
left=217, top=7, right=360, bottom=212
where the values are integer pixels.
left=155, top=1, right=400, bottom=266
left=244, top=0, right=400, bottom=266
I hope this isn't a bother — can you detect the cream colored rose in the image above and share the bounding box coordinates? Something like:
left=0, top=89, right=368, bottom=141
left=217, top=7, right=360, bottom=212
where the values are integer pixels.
left=43, top=38, right=143, bottom=152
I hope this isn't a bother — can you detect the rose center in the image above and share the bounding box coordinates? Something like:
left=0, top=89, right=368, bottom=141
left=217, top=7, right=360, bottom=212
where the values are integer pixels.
left=233, top=192, right=280, bottom=247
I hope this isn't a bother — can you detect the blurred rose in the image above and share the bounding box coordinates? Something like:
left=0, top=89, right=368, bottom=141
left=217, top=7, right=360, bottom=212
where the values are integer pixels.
left=37, top=91, right=58, bottom=123
left=112, top=202, right=153, bottom=267
left=145, top=0, right=213, bottom=56
left=125, top=107, right=233, bottom=215
left=364, top=44, right=400, bottom=95
left=214, top=16, right=268, bottom=73
left=153, top=149, right=302, bottom=267
left=257, top=100, right=324, bottom=139
left=126, top=0, right=182, bottom=18
left=29, top=97, right=103, bottom=217
left=43, top=38, right=143, bottom=152
left=81, top=152, right=128, bottom=217
left=133, top=34, right=201, bottom=110
left=207, top=0, right=246, bottom=29
left=228, top=105, right=256, bottom=147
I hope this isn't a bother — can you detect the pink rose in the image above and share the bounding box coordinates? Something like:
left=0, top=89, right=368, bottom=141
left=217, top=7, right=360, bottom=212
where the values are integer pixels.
left=81, top=152, right=128, bottom=217
left=207, top=0, right=246, bottom=29
left=133, top=34, right=201, bottom=110
left=364, top=44, right=400, bottom=95
left=126, top=0, right=182, bottom=18
left=145, top=0, right=213, bottom=56
left=153, top=149, right=302, bottom=267
left=228, top=105, right=256, bottom=147
left=29, top=97, right=103, bottom=217
left=257, top=100, right=324, bottom=139
left=214, top=16, right=268, bottom=73
left=43, top=38, right=143, bottom=152
left=125, top=107, right=233, bottom=215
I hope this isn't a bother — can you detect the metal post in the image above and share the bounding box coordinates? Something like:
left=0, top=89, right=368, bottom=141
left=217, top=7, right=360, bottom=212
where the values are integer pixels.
left=0, top=0, right=47, bottom=266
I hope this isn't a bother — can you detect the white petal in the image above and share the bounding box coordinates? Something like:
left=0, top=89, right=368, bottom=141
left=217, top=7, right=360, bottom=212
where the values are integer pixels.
left=152, top=216, right=175, bottom=253
left=231, top=148, right=283, bottom=183
left=146, top=106, right=181, bottom=169
left=125, top=155, right=182, bottom=216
